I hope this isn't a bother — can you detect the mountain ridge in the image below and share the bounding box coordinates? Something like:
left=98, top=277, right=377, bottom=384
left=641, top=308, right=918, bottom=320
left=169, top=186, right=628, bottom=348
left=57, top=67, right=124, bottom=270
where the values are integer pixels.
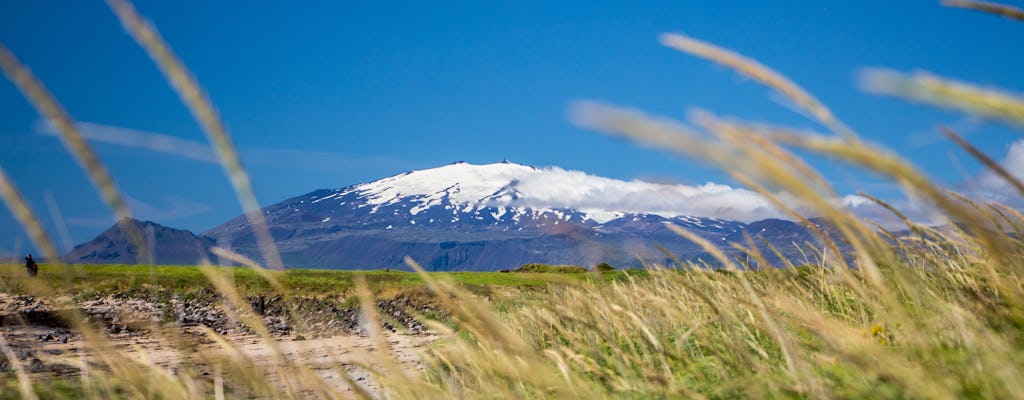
left=66, top=162, right=825, bottom=270
left=65, top=218, right=217, bottom=265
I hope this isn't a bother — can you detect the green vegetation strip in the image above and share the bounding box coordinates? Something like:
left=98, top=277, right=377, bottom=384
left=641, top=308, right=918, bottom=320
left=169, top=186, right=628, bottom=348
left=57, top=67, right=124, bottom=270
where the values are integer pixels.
left=0, top=264, right=647, bottom=299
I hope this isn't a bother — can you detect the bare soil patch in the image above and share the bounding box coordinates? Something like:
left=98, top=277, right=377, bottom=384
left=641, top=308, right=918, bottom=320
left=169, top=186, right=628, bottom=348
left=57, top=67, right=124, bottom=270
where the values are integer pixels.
left=0, top=292, right=442, bottom=397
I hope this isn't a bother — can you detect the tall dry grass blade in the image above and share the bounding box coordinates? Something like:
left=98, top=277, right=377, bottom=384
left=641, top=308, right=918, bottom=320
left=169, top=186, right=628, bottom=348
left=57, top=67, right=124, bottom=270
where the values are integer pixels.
left=992, top=203, right=1024, bottom=231
left=404, top=257, right=530, bottom=355
left=571, top=101, right=728, bottom=162
left=0, top=331, right=38, bottom=400
left=575, top=103, right=889, bottom=288
left=660, top=33, right=852, bottom=137
left=693, top=114, right=894, bottom=261
left=771, top=299, right=962, bottom=400
left=195, top=326, right=280, bottom=398
left=653, top=245, right=734, bottom=321
left=197, top=266, right=316, bottom=397
left=858, top=192, right=928, bottom=239
left=987, top=203, right=1024, bottom=242
left=352, top=274, right=411, bottom=393
left=691, top=110, right=833, bottom=192
left=206, top=246, right=329, bottom=352
left=0, top=168, right=166, bottom=396
left=940, top=126, right=1024, bottom=197
left=944, top=0, right=1024, bottom=21
left=770, top=130, right=1017, bottom=266
left=0, top=165, right=128, bottom=370
left=730, top=237, right=771, bottom=270
left=107, top=0, right=283, bottom=269
left=209, top=247, right=287, bottom=294
left=0, top=43, right=151, bottom=264
left=729, top=173, right=850, bottom=270
left=665, top=224, right=808, bottom=393
left=0, top=165, right=61, bottom=262
left=43, top=192, right=74, bottom=255
left=860, top=68, right=1024, bottom=128
left=571, top=101, right=787, bottom=188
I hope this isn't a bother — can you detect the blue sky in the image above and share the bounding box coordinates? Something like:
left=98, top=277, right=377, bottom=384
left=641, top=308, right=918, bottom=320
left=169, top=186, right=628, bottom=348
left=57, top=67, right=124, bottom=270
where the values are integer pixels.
left=1, top=1, right=1022, bottom=254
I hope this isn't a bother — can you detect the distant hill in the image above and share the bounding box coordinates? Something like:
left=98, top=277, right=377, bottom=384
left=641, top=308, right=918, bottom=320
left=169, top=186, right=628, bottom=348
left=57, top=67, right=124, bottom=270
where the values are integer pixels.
left=65, top=219, right=217, bottom=265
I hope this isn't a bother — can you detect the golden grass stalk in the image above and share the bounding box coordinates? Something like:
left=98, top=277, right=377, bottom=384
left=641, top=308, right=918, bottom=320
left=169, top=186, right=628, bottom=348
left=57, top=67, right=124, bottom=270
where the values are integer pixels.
left=198, top=267, right=286, bottom=363
left=730, top=172, right=847, bottom=268
left=195, top=326, right=280, bottom=398
left=858, top=192, right=928, bottom=238
left=940, top=126, right=1024, bottom=197
left=943, top=0, right=1024, bottom=21
left=106, top=0, right=284, bottom=269
left=989, top=203, right=1024, bottom=239
left=352, top=274, right=413, bottom=394
left=206, top=246, right=335, bottom=358
left=992, top=202, right=1024, bottom=233
left=0, top=43, right=152, bottom=264
left=768, top=130, right=1016, bottom=262
left=0, top=331, right=38, bottom=400
left=196, top=264, right=351, bottom=397
left=769, top=298, right=963, bottom=400
left=574, top=102, right=891, bottom=289
left=860, top=68, right=1024, bottom=128
left=572, top=101, right=719, bottom=155
left=210, top=246, right=287, bottom=295
left=0, top=154, right=168, bottom=397
left=693, top=114, right=895, bottom=267
left=666, top=225, right=803, bottom=391
left=404, top=257, right=530, bottom=356
left=691, top=109, right=833, bottom=192
left=660, top=33, right=852, bottom=137
left=404, top=256, right=591, bottom=397
left=0, top=165, right=61, bottom=262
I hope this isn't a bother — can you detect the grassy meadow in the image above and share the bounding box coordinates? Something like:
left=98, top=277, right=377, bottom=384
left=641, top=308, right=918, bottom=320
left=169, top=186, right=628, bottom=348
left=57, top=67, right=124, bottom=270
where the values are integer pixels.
left=0, top=263, right=628, bottom=298
left=2, top=0, right=1024, bottom=398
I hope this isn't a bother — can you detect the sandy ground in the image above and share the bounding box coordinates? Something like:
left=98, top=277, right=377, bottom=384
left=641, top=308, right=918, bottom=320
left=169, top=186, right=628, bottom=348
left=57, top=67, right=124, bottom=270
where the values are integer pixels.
left=0, top=293, right=443, bottom=398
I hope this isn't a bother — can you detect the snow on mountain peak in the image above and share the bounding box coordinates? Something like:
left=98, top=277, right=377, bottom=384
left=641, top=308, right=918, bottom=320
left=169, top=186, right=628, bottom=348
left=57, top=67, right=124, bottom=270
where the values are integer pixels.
left=341, top=161, right=784, bottom=223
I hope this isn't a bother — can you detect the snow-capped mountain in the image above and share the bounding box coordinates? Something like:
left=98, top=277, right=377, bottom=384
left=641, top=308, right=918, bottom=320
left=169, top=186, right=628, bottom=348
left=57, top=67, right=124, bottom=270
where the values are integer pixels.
left=194, top=161, right=815, bottom=270
left=328, top=160, right=781, bottom=225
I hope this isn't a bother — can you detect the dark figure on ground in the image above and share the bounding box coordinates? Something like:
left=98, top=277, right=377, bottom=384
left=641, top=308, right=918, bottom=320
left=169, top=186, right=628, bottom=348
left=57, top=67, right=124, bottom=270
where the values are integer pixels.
left=25, top=254, right=38, bottom=277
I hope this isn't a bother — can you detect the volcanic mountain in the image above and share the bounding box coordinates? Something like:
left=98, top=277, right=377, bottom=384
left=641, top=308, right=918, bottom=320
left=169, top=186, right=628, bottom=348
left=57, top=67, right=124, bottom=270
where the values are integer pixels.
left=190, top=161, right=818, bottom=270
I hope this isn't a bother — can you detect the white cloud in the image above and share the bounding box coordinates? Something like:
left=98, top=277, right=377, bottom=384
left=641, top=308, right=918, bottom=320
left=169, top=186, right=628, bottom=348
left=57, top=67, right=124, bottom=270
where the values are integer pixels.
left=977, top=139, right=1024, bottom=203
left=840, top=194, right=947, bottom=230
left=34, top=120, right=410, bottom=172
left=36, top=120, right=219, bottom=163
left=512, top=170, right=783, bottom=222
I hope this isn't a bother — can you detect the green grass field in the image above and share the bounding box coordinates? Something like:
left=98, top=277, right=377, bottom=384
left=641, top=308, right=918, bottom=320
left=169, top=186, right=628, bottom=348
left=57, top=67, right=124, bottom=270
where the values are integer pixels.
left=0, top=263, right=646, bottom=299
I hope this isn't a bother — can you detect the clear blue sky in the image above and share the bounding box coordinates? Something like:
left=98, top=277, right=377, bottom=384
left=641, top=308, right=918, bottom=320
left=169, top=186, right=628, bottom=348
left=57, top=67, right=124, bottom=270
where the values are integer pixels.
left=1, top=1, right=1022, bottom=253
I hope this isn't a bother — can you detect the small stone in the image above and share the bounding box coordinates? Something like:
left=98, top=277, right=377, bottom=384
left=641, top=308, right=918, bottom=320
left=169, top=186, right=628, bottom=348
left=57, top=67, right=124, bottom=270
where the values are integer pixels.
left=28, top=358, right=45, bottom=373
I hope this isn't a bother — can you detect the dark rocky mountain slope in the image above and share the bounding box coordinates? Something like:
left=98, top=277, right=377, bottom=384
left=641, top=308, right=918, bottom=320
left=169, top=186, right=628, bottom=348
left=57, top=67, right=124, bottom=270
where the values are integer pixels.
left=65, top=219, right=217, bottom=265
